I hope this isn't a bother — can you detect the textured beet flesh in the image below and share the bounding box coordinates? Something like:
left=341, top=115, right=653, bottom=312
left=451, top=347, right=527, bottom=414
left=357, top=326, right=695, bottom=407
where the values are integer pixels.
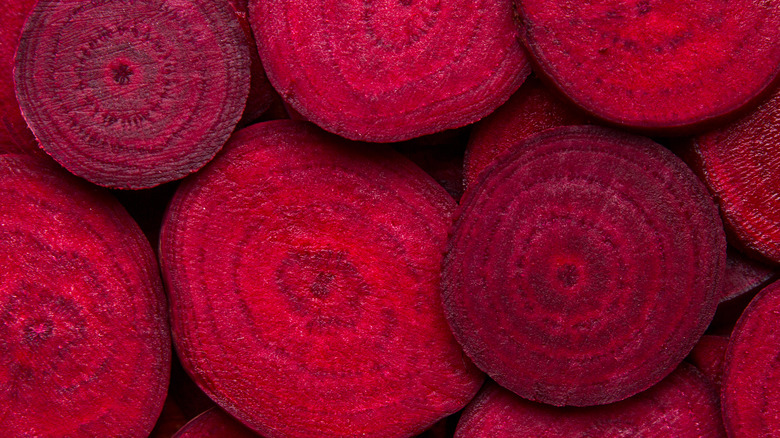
left=444, top=126, right=726, bottom=406
left=455, top=364, right=725, bottom=437
left=173, top=408, right=259, bottom=438
left=249, top=0, right=531, bottom=142
left=14, top=0, right=250, bottom=189
left=722, top=279, right=780, bottom=437
left=463, top=76, right=587, bottom=188
left=515, top=0, right=780, bottom=132
left=687, top=335, right=730, bottom=389
left=160, top=120, right=483, bottom=437
left=721, top=248, right=777, bottom=302
left=0, top=154, right=170, bottom=436
left=688, top=86, right=780, bottom=264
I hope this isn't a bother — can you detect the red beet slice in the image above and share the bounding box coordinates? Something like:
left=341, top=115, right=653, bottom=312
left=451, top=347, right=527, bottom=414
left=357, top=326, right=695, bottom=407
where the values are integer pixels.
left=249, top=0, right=531, bottom=142
left=173, top=408, right=259, bottom=438
left=160, top=120, right=483, bottom=437
left=515, top=0, right=780, bottom=132
left=721, top=248, right=778, bottom=302
left=722, top=279, right=780, bottom=437
left=463, top=76, right=587, bottom=188
left=687, top=335, right=729, bottom=389
left=687, top=86, right=780, bottom=264
left=444, top=126, right=726, bottom=406
left=14, top=0, right=250, bottom=189
left=0, top=154, right=170, bottom=436
left=455, top=364, right=725, bottom=437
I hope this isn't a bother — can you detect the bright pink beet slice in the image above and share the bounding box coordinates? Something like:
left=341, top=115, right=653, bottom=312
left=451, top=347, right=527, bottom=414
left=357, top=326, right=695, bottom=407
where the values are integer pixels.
left=444, top=126, right=726, bottom=406
left=455, top=364, right=725, bottom=437
left=722, top=279, right=780, bottom=437
left=721, top=248, right=777, bottom=302
left=687, top=86, right=780, bottom=264
left=249, top=0, right=531, bottom=142
left=160, top=120, right=484, bottom=437
left=687, top=335, right=729, bottom=389
left=0, top=154, right=170, bottom=436
left=515, top=0, right=780, bottom=132
left=463, top=76, right=587, bottom=188
left=14, top=0, right=250, bottom=189
left=173, top=408, right=259, bottom=438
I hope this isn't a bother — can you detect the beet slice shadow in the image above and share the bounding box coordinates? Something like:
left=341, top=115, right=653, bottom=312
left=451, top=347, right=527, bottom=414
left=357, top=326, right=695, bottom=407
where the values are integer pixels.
left=722, top=279, right=780, bottom=437
left=720, top=248, right=777, bottom=302
left=515, top=0, right=780, bottom=132
left=0, top=154, right=170, bottom=436
left=444, top=126, right=726, bottom=406
left=249, top=0, right=531, bottom=142
left=454, top=364, right=725, bottom=437
left=160, top=120, right=483, bottom=437
left=14, top=0, right=250, bottom=189
left=172, top=408, right=259, bottom=438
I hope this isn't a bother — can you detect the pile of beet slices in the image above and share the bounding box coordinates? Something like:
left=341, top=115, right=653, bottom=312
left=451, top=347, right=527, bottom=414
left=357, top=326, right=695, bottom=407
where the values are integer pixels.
left=2, top=0, right=779, bottom=437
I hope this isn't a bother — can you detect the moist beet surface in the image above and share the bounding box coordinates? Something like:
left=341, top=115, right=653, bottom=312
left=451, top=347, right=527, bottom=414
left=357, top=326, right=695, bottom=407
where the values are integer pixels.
left=14, top=0, right=250, bottom=189
left=722, top=280, right=780, bottom=437
left=515, top=0, right=780, bottom=132
left=444, top=126, right=726, bottom=406
left=160, top=120, right=483, bottom=438
left=455, top=365, right=725, bottom=437
left=0, top=153, right=170, bottom=436
left=249, top=0, right=530, bottom=142
left=173, top=408, right=259, bottom=438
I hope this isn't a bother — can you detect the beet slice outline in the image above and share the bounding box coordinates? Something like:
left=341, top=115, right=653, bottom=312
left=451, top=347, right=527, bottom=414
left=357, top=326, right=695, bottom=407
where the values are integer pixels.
left=14, top=0, right=250, bottom=189
left=515, top=0, right=780, bottom=132
left=173, top=408, right=259, bottom=438
left=722, top=279, right=780, bottom=437
left=160, top=120, right=484, bottom=437
left=444, top=126, right=726, bottom=406
left=455, top=364, right=725, bottom=437
left=0, top=153, right=170, bottom=436
left=249, top=0, right=531, bottom=142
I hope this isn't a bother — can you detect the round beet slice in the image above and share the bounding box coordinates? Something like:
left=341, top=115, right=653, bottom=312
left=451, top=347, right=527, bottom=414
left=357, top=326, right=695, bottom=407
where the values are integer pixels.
left=249, top=0, right=530, bottom=142
left=160, top=120, right=484, bottom=437
left=722, top=279, right=780, bottom=437
left=515, top=0, right=780, bottom=132
left=444, top=126, right=726, bottom=406
left=688, top=86, right=780, bottom=264
left=14, top=0, right=250, bottom=189
left=455, top=364, right=725, bottom=437
left=173, top=408, right=259, bottom=438
left=0, top=154, right=170, bottom=436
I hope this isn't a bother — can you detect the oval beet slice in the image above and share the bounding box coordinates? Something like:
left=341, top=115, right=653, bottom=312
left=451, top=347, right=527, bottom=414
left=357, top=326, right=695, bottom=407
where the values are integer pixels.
left=722, top=279, right=780, bottom=437
left=444, top=126, right=725, bottom=406
left=455, top=364, right=725, bottom=437
left=249, top=0, right=530, bottom=142
left=515, top=0, right=780, bottom=132
left=14, top=0, right=250, bottom=189
left=160, top=120, right=483, bottom=437
left=688, top=86, right=780, bottom=264
left=0, top=154, right=170, bottom=436
left=173, top=408, right=259, bottom=438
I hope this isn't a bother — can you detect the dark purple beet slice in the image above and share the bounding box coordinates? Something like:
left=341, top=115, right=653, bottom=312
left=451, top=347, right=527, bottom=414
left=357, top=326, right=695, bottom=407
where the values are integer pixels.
left=149, top=397, right=188, bottom=438
left=0, top=153, right=170, bottom=436
left=463, top=76, right=587, bottom=189
left=722, top=279, right=780, bottom=437
left=687, top=86, right=780, bottom=264
left=14, top=0, right=250, bottom=189
left=395, top=128, right=470, bottom=201
left=444, top=126, right=726, bottom=406
left=173, top=408, right=259, bottom=438
left=721, top=248, right=778, bottom=302
left=160, top=120, right=483, bottom=437
left=455, top=364, right=725, bottom=437
left=249, top=0, right=531, bottom=142
left=515, top=0, right=780, bottom=132
left=687, top=335, right=729, bottom=389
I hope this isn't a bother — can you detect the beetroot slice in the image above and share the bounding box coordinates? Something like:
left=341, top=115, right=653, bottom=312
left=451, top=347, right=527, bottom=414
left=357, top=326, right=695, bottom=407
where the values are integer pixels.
left=172, top=408, right=259, bottom=438
left=0, top=154, right=170, bottom=436
left=722, top=279, right=780, bottom=437
left=249, top=0, right=531, bottom=142
left=463, top=76, right=587, bottom=188
left=721, top=248, right=778, bottom=302
left=687, top=335, right=729, bottom=389
left=444, top=126, right=725, bottom=406
left=688, top=86, right=780, bottom=264
left=14, top=0, right=250, bottom=189
left=455, top=364, right=725, bottom=437
left=160, top=120, right=483, bottom=438
left=515, top=0, right=780, bottom=132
